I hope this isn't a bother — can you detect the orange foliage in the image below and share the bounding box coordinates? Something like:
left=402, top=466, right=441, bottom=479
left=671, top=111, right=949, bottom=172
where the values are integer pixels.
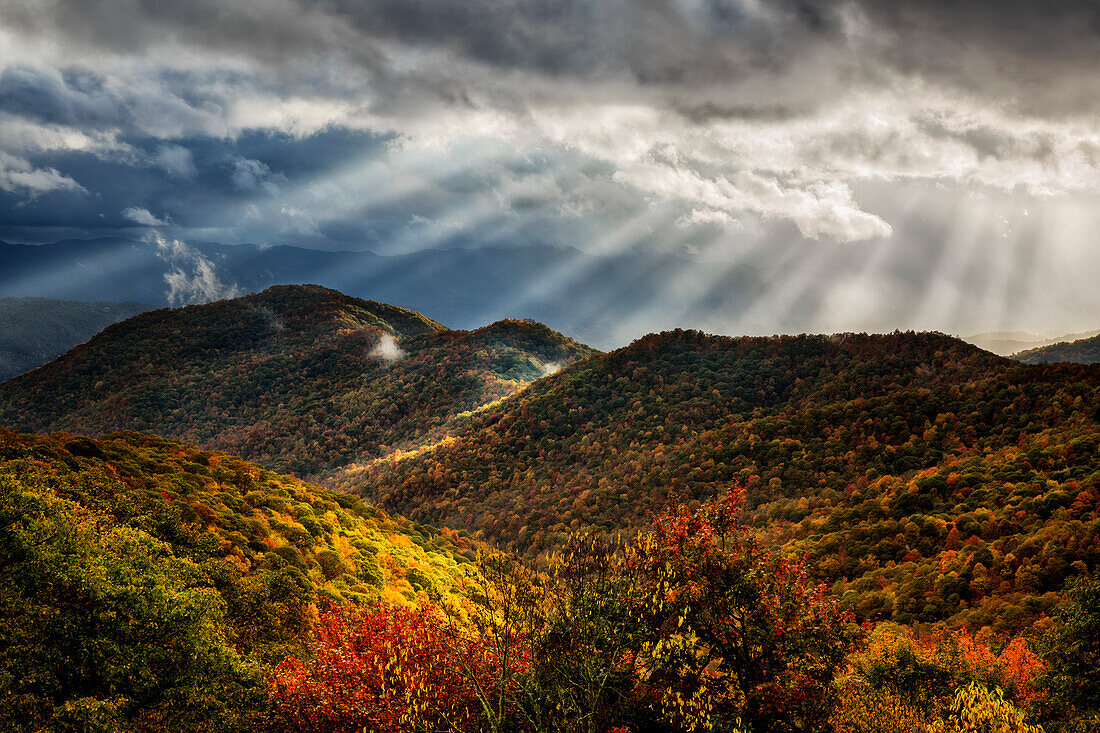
left=999, top=637, right=1044, bottom=707
left=268, top=603, right=518, bottom=733
left=853, top=623, right=1044, bottom=710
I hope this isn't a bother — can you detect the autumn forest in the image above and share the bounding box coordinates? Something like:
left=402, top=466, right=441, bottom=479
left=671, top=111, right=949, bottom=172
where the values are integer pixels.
left=1, top=286, right=1098, bottom=733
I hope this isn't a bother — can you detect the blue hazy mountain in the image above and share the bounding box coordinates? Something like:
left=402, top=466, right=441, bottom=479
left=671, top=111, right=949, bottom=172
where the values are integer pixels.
left=0, top=297, right=150, bottom=381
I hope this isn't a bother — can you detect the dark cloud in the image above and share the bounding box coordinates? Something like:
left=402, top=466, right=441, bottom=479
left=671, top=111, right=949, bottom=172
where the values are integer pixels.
left=0, top=127, right=393, bottom=240
left=0, top=66, right=117, bottom=129
left=0, top=64, right=229, bottom=139
left=852, top=0, right=1100, bottom=115
left=4, top=0, right=1099, bottom=117
left=0, top=0, right=386, bottom=73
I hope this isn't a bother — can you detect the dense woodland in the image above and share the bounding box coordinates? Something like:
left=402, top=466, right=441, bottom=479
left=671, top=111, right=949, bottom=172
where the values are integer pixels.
left=5, top=433, right=1099, bottom=732
left=345, top=329, right=1100, bottom=634
left=1, top=287, right=1099, bottom=732
left=0, top=286, right=594, bottom=476
left=0, top=428, right=484, bottom=730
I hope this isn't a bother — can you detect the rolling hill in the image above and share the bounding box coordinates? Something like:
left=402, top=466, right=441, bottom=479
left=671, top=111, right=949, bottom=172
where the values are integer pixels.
left=0, top=297, right=150, bottom=380
left=1014, top=332, right=1100, bottom=364
left=0, top=285, right=595, bottom=477
left=341, top=329, right=1100, bottom=633
left=0, top=427, right=481, bottom=730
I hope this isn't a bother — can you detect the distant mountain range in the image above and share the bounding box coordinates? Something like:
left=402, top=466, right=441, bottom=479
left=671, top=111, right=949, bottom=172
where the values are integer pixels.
left=8, top=236, right=1099, bottom=358
left=962, top=329, right=1100, bottom=356
left=0, top=297, right=150, bottom=381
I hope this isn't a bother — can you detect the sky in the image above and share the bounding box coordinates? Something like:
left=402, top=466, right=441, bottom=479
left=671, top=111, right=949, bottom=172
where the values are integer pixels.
left=1, top=0, right=1099, bottom=339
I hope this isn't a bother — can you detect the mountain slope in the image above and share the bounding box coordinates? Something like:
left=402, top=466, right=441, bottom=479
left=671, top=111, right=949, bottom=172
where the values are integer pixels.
left=0, top=297, right=150, bottom=380
left=0, top=285, right=596, bottom=476
left=344, top=329, right=1100, bottom=632
left=0, top=427, right=480, bottom=730
left=1014, top=332, right=1100, bottom=364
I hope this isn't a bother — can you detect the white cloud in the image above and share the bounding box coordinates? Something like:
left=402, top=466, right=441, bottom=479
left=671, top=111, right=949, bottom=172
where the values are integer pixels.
left=123, top=206, right=171, bottom=226
left=538, top=360, right=562, bottom=377
left=677, top=208, right=741, bottom=228
left=0, top=114, right=136, bottom=160
left=0, top=151, right=85, bottom=195
left=227, top=95, right=353, bottom=137
left=613, top=160, right=892, bottom=242
left=227, top=156, right=280, bottom=193
left=154, top=144, right=197, bottom=179
left=154, top=234, right=242, bottom=306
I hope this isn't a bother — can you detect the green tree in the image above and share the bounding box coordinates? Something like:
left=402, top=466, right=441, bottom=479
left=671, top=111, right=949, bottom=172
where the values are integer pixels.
left=0, top=477, right=262, bottom=732
left=524, top=535, right=652, bottom=733
left=1039, top=577, right=1100, bottom=731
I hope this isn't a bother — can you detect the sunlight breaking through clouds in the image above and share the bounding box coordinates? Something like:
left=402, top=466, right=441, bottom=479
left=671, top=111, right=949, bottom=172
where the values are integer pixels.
left=2, top=0, right=1100, bottom=337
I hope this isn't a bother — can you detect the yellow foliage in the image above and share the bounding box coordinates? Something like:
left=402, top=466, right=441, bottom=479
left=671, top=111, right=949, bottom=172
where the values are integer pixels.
left=388, top=531, right=413, bottom=548
left=829, top=680, right=933, bottom=733
left=927, top=683, right=1043, bottom=733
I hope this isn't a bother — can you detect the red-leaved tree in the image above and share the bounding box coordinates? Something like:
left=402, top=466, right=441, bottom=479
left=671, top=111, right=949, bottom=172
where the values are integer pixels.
left=267, top=603, right=506, bottom=733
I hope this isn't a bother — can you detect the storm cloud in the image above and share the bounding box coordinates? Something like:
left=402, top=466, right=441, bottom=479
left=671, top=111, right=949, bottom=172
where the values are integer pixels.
left=1, top=0, right=1099, bottom=337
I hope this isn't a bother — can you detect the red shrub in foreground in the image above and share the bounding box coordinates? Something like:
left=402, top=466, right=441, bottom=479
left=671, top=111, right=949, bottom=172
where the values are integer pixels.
left=268, top=603, right=504, bottom=733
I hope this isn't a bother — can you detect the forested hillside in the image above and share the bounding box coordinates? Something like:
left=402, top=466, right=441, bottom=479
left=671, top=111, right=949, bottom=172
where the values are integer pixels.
left=8, top=427, right=1086, bottom=732
left=3, top=305, right=1100, bottom=731
left=0, top=428, right=481, bottom=730
left=345, top=329, right=1100, bottom=633
left=1015, top=333, right=1100, bottom=365
left=0, top=297, right=149, bottom=380
left=0, top=285, right=594, bottom=476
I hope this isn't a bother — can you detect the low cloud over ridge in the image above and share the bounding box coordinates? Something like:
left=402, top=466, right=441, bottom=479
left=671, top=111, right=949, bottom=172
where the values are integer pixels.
left=154, top=234, right=242, bottom=307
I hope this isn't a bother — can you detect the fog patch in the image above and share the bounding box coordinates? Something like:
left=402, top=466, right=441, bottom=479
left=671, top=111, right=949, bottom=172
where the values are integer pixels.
left=538, top=360, right=563, bottom=378
left=370, top=332, right=405, bottom=363
left=124, top=207, right=172, bottom=227
left=256, top=306, right=284, bottom=331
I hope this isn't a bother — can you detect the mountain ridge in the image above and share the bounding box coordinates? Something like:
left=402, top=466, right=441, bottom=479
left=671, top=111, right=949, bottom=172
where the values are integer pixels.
left=0, top=236, right=766, bottom=349
left=4, top=285, right=1098, bottom=637
left=0, top=296, right=151, bottom=380
left=0, top=285, right=596, bottom=477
